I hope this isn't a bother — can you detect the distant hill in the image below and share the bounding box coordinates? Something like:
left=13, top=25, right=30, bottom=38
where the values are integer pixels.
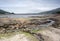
left=0, top=9, right=14, bottom=14
left=39, top=8, right=60, bottom=14
left=0, top=8, right=60, bottom=15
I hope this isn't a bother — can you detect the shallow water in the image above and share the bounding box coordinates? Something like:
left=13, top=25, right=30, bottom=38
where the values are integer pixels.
left=0, top=14, right=44, bottom=18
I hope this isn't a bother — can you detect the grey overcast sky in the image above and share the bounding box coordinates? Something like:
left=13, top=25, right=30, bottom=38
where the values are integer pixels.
left=0, top=0, right=60, bottom=13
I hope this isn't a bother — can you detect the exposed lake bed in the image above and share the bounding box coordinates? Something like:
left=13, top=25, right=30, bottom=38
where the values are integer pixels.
left=0, top=14, right=60, bottom=41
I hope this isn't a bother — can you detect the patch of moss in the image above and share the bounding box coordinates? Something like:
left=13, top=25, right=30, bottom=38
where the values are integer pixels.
left=19, top=32, right=39, bottom=41
left=12, top=30, right=38, bottom=41
left=0, top=32, right=17, bottom=39
left=0, top=30, right=39, bottom=41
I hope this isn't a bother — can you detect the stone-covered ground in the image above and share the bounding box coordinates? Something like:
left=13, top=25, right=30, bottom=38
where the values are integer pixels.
left=0, top=14, right=60, bottom=41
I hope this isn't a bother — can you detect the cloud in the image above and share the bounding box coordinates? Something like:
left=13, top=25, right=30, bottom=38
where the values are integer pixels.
left=0, top=0, right=60, bottom=13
